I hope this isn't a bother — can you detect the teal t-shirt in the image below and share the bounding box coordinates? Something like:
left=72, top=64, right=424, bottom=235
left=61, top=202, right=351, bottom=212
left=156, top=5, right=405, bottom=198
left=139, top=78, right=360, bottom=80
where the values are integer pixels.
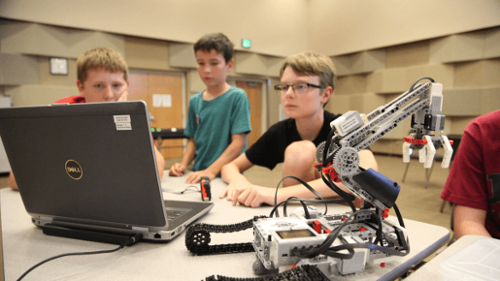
left=184, top=87, right=251, bottom=171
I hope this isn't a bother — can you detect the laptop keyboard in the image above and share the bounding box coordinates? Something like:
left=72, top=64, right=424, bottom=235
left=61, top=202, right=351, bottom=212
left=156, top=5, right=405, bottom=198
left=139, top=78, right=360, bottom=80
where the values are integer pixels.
left=166, top=210, right=186, bottom=222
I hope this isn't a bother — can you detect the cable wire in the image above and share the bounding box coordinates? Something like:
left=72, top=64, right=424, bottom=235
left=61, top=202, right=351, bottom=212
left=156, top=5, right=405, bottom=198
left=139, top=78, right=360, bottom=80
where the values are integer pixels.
left=163, top=185, right=200, bottom=195
left=393, top=203, right=405, bottom=227
left=322, top=129, right=336, bottom=165
left=16, top=245, right=125, bottom=281
left=409, top=77, right=435, bottom=92
left=272, top=175, right=330, bottom=218
left=269, top=197, right=346, bottom=218
left=322, top=173, right=356, bottom=212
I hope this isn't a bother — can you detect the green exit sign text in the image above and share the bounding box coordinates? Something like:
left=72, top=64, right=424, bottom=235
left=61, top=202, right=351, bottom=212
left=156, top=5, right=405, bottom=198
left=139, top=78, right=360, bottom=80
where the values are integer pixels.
left=242, top=39, right=251, bottom=48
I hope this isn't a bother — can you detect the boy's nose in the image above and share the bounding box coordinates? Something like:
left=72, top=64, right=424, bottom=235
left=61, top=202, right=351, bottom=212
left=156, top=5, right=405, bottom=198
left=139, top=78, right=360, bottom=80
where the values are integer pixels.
left=103, top=86, right=114, bottom=101
left=284, top=86, right=295, bottom=97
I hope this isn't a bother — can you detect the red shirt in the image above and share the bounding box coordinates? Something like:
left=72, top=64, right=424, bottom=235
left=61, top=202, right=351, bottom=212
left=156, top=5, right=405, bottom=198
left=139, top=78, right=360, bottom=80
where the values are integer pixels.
left=53, top=96, right=86, bottom=104
left=441, top=110, right=500, bottom=238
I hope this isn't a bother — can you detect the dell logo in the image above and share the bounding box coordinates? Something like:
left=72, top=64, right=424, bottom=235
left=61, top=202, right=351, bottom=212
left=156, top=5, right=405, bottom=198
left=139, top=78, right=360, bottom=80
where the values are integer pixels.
left=65, top=160, right=83, bottom=180
left=66, top=167, right=81, bottom=173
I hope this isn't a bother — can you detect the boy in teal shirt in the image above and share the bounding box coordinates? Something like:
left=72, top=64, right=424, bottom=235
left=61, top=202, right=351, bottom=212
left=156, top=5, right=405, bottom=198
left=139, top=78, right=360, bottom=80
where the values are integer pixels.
left=169, top=33, right=251, bottom=184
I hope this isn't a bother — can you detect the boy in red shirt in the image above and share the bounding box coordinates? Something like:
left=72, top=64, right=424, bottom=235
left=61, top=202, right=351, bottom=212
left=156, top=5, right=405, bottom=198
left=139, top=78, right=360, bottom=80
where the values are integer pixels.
left=441, top=110, right=500, bottom=239
left=9, top=48, right=165, bottom=190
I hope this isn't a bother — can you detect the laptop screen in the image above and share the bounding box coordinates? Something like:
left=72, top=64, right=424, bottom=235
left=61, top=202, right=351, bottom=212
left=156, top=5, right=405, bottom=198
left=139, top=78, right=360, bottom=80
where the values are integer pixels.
left=0, top=101, right=167, bottom=228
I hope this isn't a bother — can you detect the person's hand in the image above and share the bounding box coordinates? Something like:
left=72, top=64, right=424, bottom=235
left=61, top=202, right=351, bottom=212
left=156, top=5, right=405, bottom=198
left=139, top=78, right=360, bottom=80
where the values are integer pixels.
left=117, top=90, right=129, bottom=101
left=220, top=179, right=275, bottom=207
left=8, top=172, right=19, bottom=191
left=169, top=163, right=186, bottom=177
left=231, top=185, right=277, bottom=208
left=220, top=178, right=251, bottom=202
left=185, top=170, right=215, bottom=184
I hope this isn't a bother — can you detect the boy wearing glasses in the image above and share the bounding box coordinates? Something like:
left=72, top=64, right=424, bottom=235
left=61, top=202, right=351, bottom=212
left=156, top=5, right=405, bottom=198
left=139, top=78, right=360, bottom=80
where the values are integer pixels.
left=168, top=33, right=251, bottom=184
left=220, top=51, right=378, bottom=207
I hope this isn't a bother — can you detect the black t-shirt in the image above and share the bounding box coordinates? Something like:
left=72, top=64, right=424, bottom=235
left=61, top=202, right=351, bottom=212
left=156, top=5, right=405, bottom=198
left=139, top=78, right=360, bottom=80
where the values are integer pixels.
left=246, top=110, right=341, bottom=170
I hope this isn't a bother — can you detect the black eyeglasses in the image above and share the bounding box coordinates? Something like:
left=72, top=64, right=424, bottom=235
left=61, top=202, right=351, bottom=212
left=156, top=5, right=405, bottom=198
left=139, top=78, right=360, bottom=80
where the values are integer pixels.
left=274, top=82, right=323, bottom=94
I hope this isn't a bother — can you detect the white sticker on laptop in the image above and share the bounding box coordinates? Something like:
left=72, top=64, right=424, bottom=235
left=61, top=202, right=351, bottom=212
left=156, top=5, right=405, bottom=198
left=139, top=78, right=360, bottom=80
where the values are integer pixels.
left=115, top=122, right=132, bottom=130
left=114, top=115, right=131, bottom=123
left=114, top=115, right=132, bottom=130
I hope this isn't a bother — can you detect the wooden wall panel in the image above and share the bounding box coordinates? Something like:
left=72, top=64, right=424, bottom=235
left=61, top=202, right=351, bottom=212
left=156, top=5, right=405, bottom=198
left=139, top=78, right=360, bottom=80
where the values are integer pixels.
left=7, top=85, right=78, bottom=106
left=125, top=36, right=170, bottom=71
left=0, top=53, right=38, bottom=85
left=430, top=32, right=486, bottom=63
left=454, top=59, right=500, bottom=88
left=335, top=75, right=367, bottom=95
left=169, top=43, right=197, bottom=69
left=386, top=41, right=430, bottom=68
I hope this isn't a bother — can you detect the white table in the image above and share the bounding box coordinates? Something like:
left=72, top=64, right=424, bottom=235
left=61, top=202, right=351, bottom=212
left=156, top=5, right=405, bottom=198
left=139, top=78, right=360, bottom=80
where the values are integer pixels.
left=1, top=176, right=450, bottom=281
left=404, top=235, right=494, bottom=280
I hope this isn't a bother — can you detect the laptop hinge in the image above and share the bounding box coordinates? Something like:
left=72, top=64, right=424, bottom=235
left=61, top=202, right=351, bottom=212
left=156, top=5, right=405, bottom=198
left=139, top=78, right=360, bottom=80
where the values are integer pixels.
left=131, top=226, right=149, bottom=232
left=38, top=216, right=53, bottom=222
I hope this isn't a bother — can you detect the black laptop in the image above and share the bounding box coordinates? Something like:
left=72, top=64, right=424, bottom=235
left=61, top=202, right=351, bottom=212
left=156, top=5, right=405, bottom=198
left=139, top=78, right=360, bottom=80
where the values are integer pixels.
left=0, top=101, right=213, bottom=243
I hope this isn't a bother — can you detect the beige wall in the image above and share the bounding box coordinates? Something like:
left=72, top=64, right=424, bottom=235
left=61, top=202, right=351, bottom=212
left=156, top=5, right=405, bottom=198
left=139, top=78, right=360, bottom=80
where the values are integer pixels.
left=308, top=0, right=500, bottom=56
left=4, top=1, right=498, bottom=57
left=0, top=0, right=309, bottom=57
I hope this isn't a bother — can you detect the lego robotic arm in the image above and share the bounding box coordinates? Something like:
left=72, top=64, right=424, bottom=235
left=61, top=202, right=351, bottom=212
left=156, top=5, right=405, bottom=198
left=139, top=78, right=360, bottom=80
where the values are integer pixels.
left=316, top=77, right=453, bottom=210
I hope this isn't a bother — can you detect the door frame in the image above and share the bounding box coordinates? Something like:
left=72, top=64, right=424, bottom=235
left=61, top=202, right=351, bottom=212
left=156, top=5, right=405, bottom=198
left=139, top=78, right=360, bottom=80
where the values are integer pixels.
left=227, top=77, right=269, bottom=137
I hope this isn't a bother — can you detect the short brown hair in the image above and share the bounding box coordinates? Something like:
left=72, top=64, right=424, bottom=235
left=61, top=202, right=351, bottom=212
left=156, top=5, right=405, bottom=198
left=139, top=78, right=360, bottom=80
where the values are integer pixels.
left=194, top=33, right=234, bottom=63
left=77, top=48, right=128, bottom=85
left=279, top=51, right=336, bottom=91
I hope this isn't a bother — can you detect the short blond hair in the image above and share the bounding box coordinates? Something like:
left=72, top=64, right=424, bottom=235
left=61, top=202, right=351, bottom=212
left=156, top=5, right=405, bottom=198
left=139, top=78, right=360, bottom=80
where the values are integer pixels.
left=279, top=51, right=336, bottom=91
left=77, top=48, right=128, bottom=84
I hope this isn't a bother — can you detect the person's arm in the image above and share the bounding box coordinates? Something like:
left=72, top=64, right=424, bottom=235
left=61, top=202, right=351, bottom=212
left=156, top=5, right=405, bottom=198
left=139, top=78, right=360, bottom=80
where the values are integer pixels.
left=220, top=153, right=256, bottom=201
left=453, top=204, right=491, bottom=239
left=169, top=138, right=196, bottom=177
left=185, top=133, right=246, bottom=183
left=358, top=149, right=379, bottom=172
left=221, top=149, right=378, bottom=207
left=154, top=147, right=165, bottom=179
left=8, top=171, right=18, bottom=191
left=440, top=121, right=493, bottom=239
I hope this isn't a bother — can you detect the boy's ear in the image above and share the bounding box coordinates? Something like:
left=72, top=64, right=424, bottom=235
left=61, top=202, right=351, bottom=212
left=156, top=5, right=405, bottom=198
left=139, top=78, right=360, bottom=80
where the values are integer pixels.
left=76, top=80, right=85, bottom=96
left=226, top=59, right=235, bottom=72
left=321, top=86, right=333, bottom=105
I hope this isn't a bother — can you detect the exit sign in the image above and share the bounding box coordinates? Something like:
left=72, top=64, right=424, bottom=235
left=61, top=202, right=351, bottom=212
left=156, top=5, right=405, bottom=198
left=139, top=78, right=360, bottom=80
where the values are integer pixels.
left=242, top=39, right=251, bottom=48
